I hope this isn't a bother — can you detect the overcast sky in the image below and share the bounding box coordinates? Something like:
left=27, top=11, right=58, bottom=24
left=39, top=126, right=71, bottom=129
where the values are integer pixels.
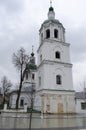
left=0, top=0, right=86, bottom=91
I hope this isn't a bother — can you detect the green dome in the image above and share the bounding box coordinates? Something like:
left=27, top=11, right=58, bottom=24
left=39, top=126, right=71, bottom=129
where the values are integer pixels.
left=43, top=19, right=62, bottom=26
left=26, top=64, right=37, bottom=70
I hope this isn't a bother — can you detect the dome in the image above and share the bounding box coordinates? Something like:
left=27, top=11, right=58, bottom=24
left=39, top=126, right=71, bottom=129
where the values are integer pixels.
left=39, top=5, right=65, bottom=31
left=31, top=52, right=34, bottom=57
left=43, top=19, right=63, bottom=26
left=49, top=7, right=54, bottom=11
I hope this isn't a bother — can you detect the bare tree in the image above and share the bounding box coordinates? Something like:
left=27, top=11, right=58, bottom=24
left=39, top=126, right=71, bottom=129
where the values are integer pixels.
left=12, top=47, right=29, bottom=109
left=1, top=76, right=12, bottom=107
left=79, top=78, right=86, bottom=91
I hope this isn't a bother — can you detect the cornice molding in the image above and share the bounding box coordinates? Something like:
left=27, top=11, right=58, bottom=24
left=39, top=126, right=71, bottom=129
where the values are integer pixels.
left=38, top=60, right=72, bottom=69
left=37, top=39, right=70, bottom=52
left=36, top=88, right=75, bottom=93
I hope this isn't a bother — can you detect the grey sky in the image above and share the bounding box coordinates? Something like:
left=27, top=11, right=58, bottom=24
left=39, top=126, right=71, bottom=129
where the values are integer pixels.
left=0, top=0, right=86, bottom=91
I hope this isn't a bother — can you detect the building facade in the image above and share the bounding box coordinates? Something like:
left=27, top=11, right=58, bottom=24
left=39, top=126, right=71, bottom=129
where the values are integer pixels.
left=10, top=5, right=76, bottom=114
left=35, top=5, right=76, bottom=114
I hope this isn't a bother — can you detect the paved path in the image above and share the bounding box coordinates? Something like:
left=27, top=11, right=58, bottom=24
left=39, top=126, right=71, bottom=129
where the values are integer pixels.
left=0, top=127, right=86, bottom=130
left=1, top=113, right=86, bottom=129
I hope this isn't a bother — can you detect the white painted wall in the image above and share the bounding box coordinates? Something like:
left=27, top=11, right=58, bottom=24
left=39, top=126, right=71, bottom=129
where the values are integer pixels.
left=37, top=63, right=73, bottom=91
left=38, top=41, right=70, bottom=66
left=10, top=92, right=32, bottom=108
left=35, top=90, right=75, bottom=113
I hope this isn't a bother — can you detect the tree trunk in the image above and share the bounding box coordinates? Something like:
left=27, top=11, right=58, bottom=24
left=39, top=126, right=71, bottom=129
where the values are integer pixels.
left=3, top=94, right=5, bottom=108
left=15, top=66, right=26, bottom=109
left=16, top=81, right=22, bottom=109
left=16, top=66, right=24, bottom=109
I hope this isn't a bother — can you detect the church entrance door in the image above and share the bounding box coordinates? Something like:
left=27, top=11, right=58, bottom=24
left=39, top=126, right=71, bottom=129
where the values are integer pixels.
left=58, top=103, right=63, bottom=113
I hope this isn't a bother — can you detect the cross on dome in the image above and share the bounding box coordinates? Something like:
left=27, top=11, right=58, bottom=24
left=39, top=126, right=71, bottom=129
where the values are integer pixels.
left=48, top=0, right=55, bottom=19
left=31, top=45, right=34, bottom=57
left=32, top=45, right=34, bottom=53
left=50, top=0, right=52, bottom=7
left=49, top=0, right=54, bottom=12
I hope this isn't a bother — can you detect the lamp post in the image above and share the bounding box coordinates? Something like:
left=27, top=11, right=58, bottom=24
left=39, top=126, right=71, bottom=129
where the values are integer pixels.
left=29, top=82, right=35, bottom=130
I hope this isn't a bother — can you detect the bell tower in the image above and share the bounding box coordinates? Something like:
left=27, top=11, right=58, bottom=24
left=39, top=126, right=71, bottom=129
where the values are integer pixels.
left=36, top=3, right=75, bottom=114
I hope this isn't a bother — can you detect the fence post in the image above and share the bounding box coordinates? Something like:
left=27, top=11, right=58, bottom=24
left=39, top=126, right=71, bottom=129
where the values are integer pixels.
left=24, top=104, right=28, bottom=112
left=4, top=103, right=7, bottom=111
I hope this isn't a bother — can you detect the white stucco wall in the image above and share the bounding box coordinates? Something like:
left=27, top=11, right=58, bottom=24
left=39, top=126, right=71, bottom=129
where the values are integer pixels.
left=10, top=92, right=33, bottom=108
left=37, top=63, right=73, bottom=91
left=38, top=41, right=70, bottom=66
left=35, top=90, right=75, bottom=113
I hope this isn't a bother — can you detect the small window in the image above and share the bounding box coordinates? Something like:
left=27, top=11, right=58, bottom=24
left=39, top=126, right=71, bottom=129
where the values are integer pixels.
left=81, top=102, right=86, bottom=109
left=46, top=29, right=50, bottom=38
left=55, top=51, right=60, bottom=59
left=32, top=73, right=35, bottom=80
left=26, top=72, right=28, bottom=80
left=39, top=76, right=41, bottom=86
left=54, top=29, right=58, bottom=38
left=56, top=75, right=62, bottom=85
left=40, top=54, right=42, bottom=62
left=20, top=99, right=24, bottom=107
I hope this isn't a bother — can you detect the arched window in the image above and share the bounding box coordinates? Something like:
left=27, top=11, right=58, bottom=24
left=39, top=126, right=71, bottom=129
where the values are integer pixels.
left=26, top=71, right=28, bottom=80
left=39, top=76, right=41, bottom=86
left=56, top=75, right=62, bottom=85
left=46, top=29, right=50, bottom=38
left=54, top=29, right=58, bottom=38
left=20, top=98, right=24, bottom=107
left=40, top=54, right=42, bottom=62
left=55, top=51, right=60, bottom=59
left=32, top=73, right=35, bottom=80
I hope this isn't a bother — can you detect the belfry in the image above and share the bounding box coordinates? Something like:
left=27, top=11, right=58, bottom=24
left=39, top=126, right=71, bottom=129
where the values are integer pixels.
left=35, top=3, right=76, bottom=114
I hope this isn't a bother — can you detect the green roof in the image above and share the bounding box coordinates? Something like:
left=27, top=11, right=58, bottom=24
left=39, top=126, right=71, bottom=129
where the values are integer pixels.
left=43, top=19, right=62, bottom=26
left=26, top=64, right=37, bottom=70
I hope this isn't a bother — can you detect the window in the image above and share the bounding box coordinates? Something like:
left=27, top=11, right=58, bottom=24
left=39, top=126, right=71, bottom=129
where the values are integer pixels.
left=32, top=73, right=35, bottom=80
left=39, top=76, right=41, bottom=86
left=26, top=72, right=28, bottom=80
left=56, top=75, right=62, bottom=85
left=46, top=29, right=50, bottom=38
left=55, top=51, right=60, bottom=59
left=81, top=102, right=86, bottom=110
left=40, top=54, right=42, bottom=62
left=20, top=99, right=24, bottom=107
left=54, top=29, right=58, bottom=38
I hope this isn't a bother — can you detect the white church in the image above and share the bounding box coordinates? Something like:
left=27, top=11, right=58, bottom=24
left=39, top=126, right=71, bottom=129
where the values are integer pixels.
left=10, top=4, right=76, bottom=114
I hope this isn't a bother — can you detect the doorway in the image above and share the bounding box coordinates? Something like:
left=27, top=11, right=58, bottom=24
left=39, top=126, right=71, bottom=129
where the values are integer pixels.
left=58, top=103, right=63, bottom=113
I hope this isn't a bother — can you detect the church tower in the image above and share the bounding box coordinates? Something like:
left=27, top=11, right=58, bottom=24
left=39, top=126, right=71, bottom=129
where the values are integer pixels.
left=36, top=4, right=75, bottom=114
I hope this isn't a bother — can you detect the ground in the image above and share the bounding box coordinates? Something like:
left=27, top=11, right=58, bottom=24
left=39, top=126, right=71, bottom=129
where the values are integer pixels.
left=0, top=128, right=86, bottom=130
left=0, top=113, right=86, bottom=130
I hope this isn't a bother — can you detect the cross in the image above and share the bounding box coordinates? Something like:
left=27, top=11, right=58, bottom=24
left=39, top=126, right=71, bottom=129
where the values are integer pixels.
left=50, top=0, right=52, bottom=7
left=32, top=45, right=34, bottom=53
